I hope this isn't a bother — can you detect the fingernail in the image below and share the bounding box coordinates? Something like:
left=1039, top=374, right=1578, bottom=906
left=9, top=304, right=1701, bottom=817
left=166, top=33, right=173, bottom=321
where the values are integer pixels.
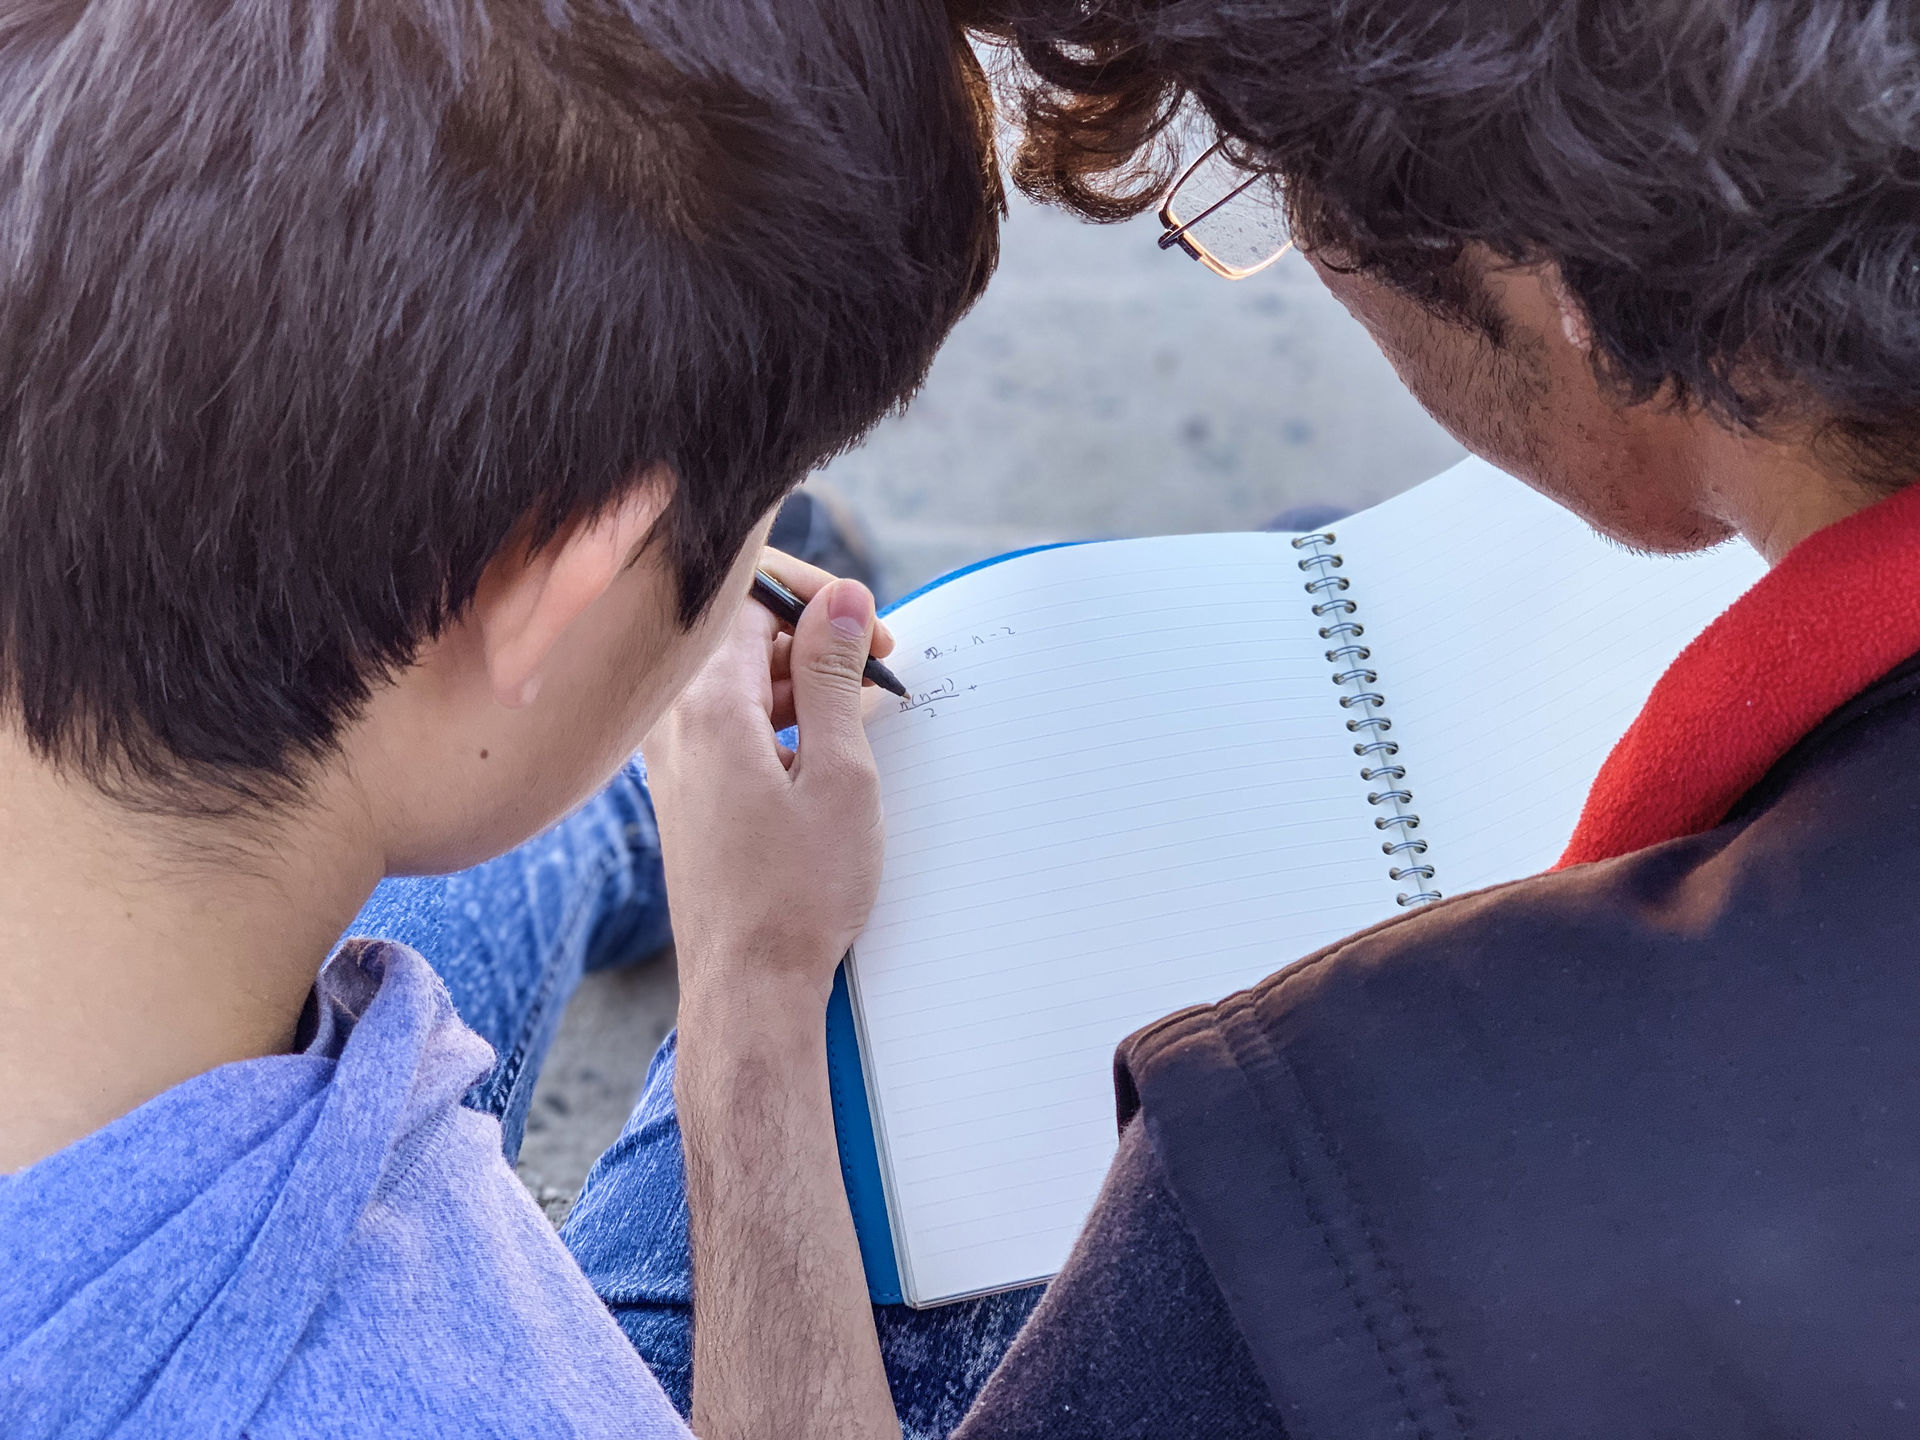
left=828, top=581, right=873, bottom=639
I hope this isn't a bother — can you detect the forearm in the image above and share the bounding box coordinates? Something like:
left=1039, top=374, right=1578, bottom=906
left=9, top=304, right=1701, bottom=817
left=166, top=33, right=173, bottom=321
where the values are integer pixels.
left=676, top=977, right=898, bottom=1440
left=648, top=567, right=895, bottom=1436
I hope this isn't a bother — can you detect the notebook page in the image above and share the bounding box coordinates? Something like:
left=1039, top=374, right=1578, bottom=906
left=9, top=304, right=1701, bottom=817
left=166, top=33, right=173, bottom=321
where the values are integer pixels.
left=850, top=535, right=1398, bottom=1304
left=1335, top=458, right=1766, bottom=893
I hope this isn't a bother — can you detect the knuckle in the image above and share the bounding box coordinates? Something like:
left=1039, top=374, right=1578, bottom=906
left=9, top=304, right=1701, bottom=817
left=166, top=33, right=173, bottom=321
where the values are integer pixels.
left=679, top=667, right=745, bottom=715
left=800, top=644, right=867, bottom=686
left=807, top=734, right=878, bottom=785
left=665, top=684, right=765, bottom=757
left=674, top=688, right=732, bottom=731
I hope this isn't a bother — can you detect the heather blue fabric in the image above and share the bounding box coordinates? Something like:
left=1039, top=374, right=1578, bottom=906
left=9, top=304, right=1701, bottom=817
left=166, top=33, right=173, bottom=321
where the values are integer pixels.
left=352, top=751, right=1038, bottom=1436
left=0, top=940, right=689, bottom=1440
left=350, top=752, right=1033, bottom=1438
left=343, top=755, right=673, bottom=1162
left=0, top=752, right=1029, bottom=1438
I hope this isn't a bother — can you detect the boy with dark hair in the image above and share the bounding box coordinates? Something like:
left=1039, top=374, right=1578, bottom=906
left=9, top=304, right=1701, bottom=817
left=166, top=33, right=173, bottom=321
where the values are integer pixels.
left=0, top=0, right=998, bottom=1433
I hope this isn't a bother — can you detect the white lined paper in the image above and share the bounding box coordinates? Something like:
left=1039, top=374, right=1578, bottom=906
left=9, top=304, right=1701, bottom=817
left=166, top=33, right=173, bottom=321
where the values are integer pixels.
left=1337, top=459, right=1764, bottom=892
left=848, top=535, right=1392, bottom=1305
left=846, top=466, right=1765, bottom=1307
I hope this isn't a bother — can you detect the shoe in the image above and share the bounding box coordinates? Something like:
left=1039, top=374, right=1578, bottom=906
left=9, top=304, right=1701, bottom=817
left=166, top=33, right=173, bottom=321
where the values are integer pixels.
left=768, top=487, right=881, bottom=593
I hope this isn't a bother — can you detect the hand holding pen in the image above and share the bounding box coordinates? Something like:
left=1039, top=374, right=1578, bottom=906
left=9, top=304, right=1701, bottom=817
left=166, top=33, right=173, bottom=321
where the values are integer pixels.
left=750, top=565, right=908, bottom=698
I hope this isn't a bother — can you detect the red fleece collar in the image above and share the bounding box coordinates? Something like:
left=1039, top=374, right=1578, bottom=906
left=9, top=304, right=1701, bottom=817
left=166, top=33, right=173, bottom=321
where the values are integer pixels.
left=1557, top=482, right=1920, bottom=868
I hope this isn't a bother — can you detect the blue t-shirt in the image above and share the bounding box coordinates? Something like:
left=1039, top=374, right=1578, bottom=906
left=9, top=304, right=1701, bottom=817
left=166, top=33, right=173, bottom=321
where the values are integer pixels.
left=0, top=941, right=689, bottom=1439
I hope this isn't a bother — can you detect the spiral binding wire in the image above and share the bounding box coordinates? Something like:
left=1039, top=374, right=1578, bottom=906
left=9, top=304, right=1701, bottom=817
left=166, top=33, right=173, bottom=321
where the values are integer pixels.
left=1291, top=530, right=1442, bottom=908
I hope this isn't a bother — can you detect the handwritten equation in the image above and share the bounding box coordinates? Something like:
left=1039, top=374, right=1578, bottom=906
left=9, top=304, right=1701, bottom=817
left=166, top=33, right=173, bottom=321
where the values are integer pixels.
left=919, top=625, right=1016, bottom=662
left=889, top=623, right=1017, bottom=719
left=897, top=677, right=978, bottom=717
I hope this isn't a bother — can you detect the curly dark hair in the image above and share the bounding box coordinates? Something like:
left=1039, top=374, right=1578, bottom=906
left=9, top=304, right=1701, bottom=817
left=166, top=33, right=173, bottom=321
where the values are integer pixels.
left=957, top=0, right=1920, bottom=482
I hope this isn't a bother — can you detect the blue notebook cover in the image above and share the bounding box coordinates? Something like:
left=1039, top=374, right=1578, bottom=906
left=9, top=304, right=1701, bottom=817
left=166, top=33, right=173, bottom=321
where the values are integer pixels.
left=827, top=542, right=1081, bottom=1306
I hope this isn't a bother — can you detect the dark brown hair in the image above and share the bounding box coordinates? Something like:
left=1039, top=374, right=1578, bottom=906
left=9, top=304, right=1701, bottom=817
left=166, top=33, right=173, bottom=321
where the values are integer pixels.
left=963, top=0, right=1920, bottom=477
left=0, top=0, right=999, bottom=808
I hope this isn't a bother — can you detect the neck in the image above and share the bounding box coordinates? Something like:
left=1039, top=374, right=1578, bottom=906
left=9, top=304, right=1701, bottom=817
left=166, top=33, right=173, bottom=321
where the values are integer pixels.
left=1695, top=425, right=1889, bottom=566
left=0, top=734, right=382, bottom=1172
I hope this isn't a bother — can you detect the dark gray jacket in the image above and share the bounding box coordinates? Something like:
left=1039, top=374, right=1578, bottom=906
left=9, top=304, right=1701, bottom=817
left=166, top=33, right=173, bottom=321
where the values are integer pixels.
left=961, top=653, right=1920, bottom=1438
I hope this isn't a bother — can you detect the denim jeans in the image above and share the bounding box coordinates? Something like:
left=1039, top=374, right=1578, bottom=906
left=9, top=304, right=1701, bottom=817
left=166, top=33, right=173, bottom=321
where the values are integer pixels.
left=343, top=756, right=1042, bottom=1439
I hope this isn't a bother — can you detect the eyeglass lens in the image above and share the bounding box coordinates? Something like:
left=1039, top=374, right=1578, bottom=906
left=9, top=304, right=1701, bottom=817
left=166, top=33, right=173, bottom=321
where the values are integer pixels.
left=1167, top=146, right=1291, bottom=275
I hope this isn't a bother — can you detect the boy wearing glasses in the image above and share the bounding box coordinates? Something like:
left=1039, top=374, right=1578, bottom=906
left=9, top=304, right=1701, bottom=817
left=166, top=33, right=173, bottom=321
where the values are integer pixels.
left=0, top=1, right=997, bottom=1435
left=633, top=1, right=1920, bottom=1437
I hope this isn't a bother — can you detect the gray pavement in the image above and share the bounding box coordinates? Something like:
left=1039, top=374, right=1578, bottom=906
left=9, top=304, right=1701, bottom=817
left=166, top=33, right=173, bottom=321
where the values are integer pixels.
left=814, top=190, right=1463, bottom=601
left=513, top=188, right=1463, bottom=1219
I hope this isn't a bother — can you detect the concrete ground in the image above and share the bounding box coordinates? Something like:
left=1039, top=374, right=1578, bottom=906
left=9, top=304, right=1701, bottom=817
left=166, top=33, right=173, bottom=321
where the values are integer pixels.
left=512, top=188, right=1464, bottom=1221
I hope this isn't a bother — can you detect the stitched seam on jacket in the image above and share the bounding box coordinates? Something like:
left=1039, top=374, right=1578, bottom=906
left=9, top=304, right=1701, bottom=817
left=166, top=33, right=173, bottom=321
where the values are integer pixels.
left=1217, top=1002, right=1472, bottom=1440
left=1134, top=1053, right=1346, bottom=1440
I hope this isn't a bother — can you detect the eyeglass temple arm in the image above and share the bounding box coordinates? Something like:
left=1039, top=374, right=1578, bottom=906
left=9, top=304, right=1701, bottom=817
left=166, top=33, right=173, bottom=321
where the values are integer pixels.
left=1157, top=169, right=1268, bottom=250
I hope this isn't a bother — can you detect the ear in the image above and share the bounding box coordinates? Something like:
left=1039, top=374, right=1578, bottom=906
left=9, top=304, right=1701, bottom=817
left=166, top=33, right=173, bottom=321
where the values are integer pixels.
left=472, top=467, right=675, bottom=710
left=1543, top=265, right=1594, bottom=353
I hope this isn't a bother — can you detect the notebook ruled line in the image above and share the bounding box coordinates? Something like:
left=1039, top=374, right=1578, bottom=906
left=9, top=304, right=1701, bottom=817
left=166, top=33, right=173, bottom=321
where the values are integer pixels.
left=861, top=842, right=1371, bottom=953
left=842, top=531, right=1394, bottom=1302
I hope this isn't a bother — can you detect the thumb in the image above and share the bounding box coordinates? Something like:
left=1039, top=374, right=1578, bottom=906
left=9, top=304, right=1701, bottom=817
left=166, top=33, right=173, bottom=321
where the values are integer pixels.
left=790, top=579, right=878, bottom=767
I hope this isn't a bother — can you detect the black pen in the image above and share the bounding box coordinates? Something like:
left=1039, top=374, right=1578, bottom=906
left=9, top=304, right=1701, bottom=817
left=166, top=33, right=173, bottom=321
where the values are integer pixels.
left=749, top=569, right=909, bottom=698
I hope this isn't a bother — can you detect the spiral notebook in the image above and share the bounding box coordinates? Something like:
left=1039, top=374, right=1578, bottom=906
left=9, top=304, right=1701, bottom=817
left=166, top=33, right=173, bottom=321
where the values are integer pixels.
left=826, top=456, right=1767, bottom=1308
